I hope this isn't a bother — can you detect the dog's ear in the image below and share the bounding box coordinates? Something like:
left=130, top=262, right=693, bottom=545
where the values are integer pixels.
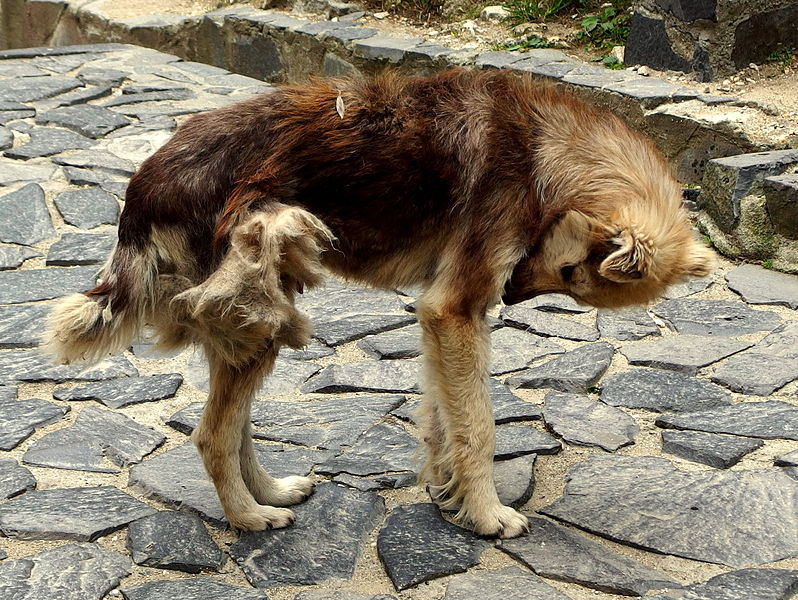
left=598, top=228, right=652, bottom=283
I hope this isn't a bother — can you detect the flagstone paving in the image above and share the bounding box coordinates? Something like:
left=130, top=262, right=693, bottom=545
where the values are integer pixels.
left=0, top=43, right=796, bottom=600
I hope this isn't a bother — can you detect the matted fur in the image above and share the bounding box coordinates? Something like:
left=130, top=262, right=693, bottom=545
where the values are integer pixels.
left=44, top=68, right=714, bottom=539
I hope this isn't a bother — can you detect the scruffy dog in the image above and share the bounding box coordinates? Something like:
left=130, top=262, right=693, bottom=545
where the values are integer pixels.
left=45, top=69, right=713, bottom=539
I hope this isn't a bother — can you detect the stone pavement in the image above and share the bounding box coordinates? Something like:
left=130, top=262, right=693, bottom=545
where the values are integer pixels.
left=0, top=43, right=796, bottom=600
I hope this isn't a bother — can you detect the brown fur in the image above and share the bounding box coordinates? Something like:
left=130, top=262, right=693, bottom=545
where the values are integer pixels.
left=44, top=69, right=713, bottom=538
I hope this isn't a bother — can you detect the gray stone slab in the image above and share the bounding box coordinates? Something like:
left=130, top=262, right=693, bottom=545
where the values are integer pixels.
left=23, top=405, right=165, bottom=472
left=647, top=568, right=798, bottom=600
left=0, top=62, right=45, bottom=77
left=36, top=104, right=131, bottom=138
left=313, top=312, right=415, bottom=346
left=280, top=340, right=334, bottom=361
left=0, top=126, right=12, bottom=150
left=104, top=88, right=195, bottom=107
left=620, top=335, right=752, bottom=374
left=0, top=104, right=35, bottom=125
left=54, top=188, right=120, bottom=229
left=0, top=542, right=131, bottom=600
left=333, top=471, right=415, bottom=492
left=444, top=566, right=574, bottom=600
left=0, top=264, right=98, bottom=303
left=5, top=127, right=93, bottom=159
left=317, top=422, right=417, bottom=476
left=126, top=511, right=224, bottom=573
left=600, top=367, right=732, bottom=413
left=353, top=36, right=424, bottom=63
left=776, top=450, right=798, bottom=468
left=543, top=392, right=638, bottom=451
left=230, top=483, right=385, bottom=588
left=475, top=51, right=525, bottom=68
left=541, top=454, right=798, bottom=567
left=377, top=502, right=488, bottom=590
left=0, top=459, right=36, bottom=500
left=506, top=342, right=614, bottom=392
left=501, top=305, right=598, bottom=341
left=52, top=150, right=135, bottom=176
left=0, top=486, right=156, bottom=541
left=0, top=349, right=137, bottom=386
left=495, top=454, right=536, bottom=508
left=596, top=307, right=660, bottom=341
left=77, top=67, right=130, bottom=86
left=0, top=394, right=67, bottom=450
left=301, top=359, right=421, bottom=394
left=0, top=161, right=55, bottom=185
left=47, top=232, right=116, bottom=266
left=296, top=591, right=396, bottom=600
left=121, top=578, right=267, bottom=600
left=490, top=327, right=565, bottom=375
left=357, top=324, right=421, bottom=359
left=0, top=245, right=39, bottom=270
left=606, top=78, right=695, bottom=107
left=39, top=84, right=114, bottom=108
left=656, top=400, right=798, bottom=440
left=661, top=276, right=714, bottom=300
left=495, top=423, right=560, bottom=459
left=0, top=183, right=54, bottom=245
left=652, top=299, right=781, bottom=337
left=662, top=430, right=764, bottom=468
left=515, top=294, right=593, bottom=314
left=0, top=303, right=52, bottom=348
left=500, top=517, right=679, bottom=595
left=53, top=373, right=182, bottom=408
left=0, top=44, right=127, bottom=59
left=31, top=53, right=100, bottom=74
left=0, top=76, right=82, bottom=102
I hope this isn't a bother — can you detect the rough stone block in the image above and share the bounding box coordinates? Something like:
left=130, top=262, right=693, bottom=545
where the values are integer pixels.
left=625, top=13, right=690, bottom=73
left=764, top=173, right=798, bottom=240
left=354, top=36, right=424, bottom=63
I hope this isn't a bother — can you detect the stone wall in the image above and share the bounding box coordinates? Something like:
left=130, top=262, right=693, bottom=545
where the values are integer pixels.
left=626, top=0, right=798, bottom=81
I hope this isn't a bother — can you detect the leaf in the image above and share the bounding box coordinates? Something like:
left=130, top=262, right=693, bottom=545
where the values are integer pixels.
left=581, top=15, right=598, bottom=32
left=335, top=92, right=345, bottom=119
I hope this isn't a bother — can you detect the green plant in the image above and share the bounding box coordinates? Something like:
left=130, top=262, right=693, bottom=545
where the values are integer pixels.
left=577, top=5, right=629, bottom=48
left=766, top=48, right=796, bottom=70
left=501, top=0, right=586, bottom=25
left=492, top=36, right=551, bottom=52
left=761, top=258, right=774, bottom=270
left=601, top=55, right=624, bottom=69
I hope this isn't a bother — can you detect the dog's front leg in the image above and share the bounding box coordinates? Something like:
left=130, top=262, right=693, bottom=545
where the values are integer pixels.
left=417, top=293, right=529, bottom=539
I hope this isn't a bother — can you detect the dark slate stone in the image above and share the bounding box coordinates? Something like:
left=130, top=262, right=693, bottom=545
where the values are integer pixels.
left=377, top=503, right=488, bottom=590
left=353, top=36, right=424, bottom=63
left=662, top=430, right=764, bottom=468
left=541, top=454, right=798, bottom=567
left=495, top=424, right=560, bottom=459
left=495, top=455, right=536, bottom=508
left=296, top=591, right=397, bottom=600
left=655, top=400, right=798, bottom=440
left=0, top=548, right=5, bottom=560
left=358, top=324, right=421, bottom=359
left=0, top=303, right=52, bottom=348
left=501, top=305, right=598, bottom=341
left=0, top=62, right=45, bottom=77
left=0, top=542, right=131, bottom=600
left=444, top=566, right=573, bottom=600
left=78, top=67, right=130, bottom=86
left=0, top=459, right=36, bottom=499
left=52, top=149, right=136, bottom=176
left=0, top=161, right=55, bottom=185
left=0, top=394, right=67, bottom=450
left=122, top=578, right=267, bottom=600
left=333, top=471, right=416, bottom=492
left=510, top=294, right=592, bottom=314
left=312, top=313, right=415, bottom=346
left=230, top=484, right=385, bottom=588
left=711, top=352, right=798, bottom=396
left=0, top=486, right=156, bottom=541
left=732, top=3, right=798, bottom=68
left=0, top=246, right=39, bottom=270
left=104, top=88, right=195, bottom=107
left=596, top=307, right=660, bottom=341
left=648, top=568, right=798, bottom=600
left=652, top=299, right=781, bottom=337
left=0, top=101, right=35, bottom=125
left=0, top=349, right=137, bottom=386
left=54, top=188, right=120, bottom=229
left=606, top=78, right=696, bottom=108
left=63, top=165, right=113, bottom=186
left=36, top=104, right=131, bottom=138
left=501, top=517, right=680, bottom=596
left=726, top=264, right=798, bottom=309
left=38, top=84, right=114, bottom=109
left=0, top=183, right=54, bottom=245
left=620, top=335, right=752, bottom=374
left=543, top=392, right=638, bottom=451
left=47, top=232, right=116, bottom=266
left=0, top=44, right=127, bottom=59
left=0, top=76, right=82, bottom=102
left=489, top=327, right=564, bottom=375
left=280, top=340, right=334, bottom=361
left=655, top=0, right=716, bottom=22
left=475, top=51, right=527, bottom=69
left=625, top=13, right=691, bottom=73
left=776, top=450, right=798, bottom=468
left=317, top=422, right=417, bottom=476
left=601, top=367, right=731, bottom=413
left=23, top=405, right=165, bottom=472
left=301, top=360, right=421, bottom=394
left=53, top=373, right=182, bottom=408
left=490, top=379, right=543, bottom=423
left=0, top=125, right=12, bottom=149
left=506, top=342, right=614, bottom=392
left=126, top=511, right=224, bottom=573
left=766, top=173, right=798, bottom=240
left=327, top=26, right=380, bottom=43
left=31, top=53, right=100, bottom=74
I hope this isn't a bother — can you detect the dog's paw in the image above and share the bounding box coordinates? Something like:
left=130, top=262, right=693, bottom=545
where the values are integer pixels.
left=268, top=475, right=315, bottom=507
left=468, top=504, right=529, bottom=539
left=228, top=506, right=296, bottom=531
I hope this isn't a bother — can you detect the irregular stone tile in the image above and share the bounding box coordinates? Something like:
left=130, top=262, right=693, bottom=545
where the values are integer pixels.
left=490, top=379, right=543, bottom=423
left=596, top=307, right=660, bottom=341
left=77, top=67, right=130, bottom=86
left=40, top=84, right=114, bottom=108
left=495, top=423, right=560, bottom=458
left=543, top=392, right=638, bottom=451
left=495, top=454, right=536, bottom=508
left=296, top=591, right=397, bottom=600
left=514, top=294, right=593, bottom=314
left=661, top=275, right=713, bottom=299
left=301, top=359, right=421, bottom=394
left=647, top=568, right=798, bottom=600
left=0, top=350, right=137, bottom=386
left=0, top=125, right=12, bottom=149
left=23, top=405, right=165, bottom=472
left=230, top=483, right=385, bottom=587
left=506, top=342, right=614, bottom=392
left=63, top=165, right=117, bottom=186
left=0, top=245, right=39, bottom=270
left=490, top=327, right=565, bottom=375
left=656, top=400, right=798, bottom=440
left=601, top=367, right=732, bottom=413
left=726, top=263, right=798, bottom=309
left=377, top=503, right=488, bottom=591
left=0, top=303, right=52, bottom=348
left=0, top=548, right=5, bottom=560
left=54, top=188, right=119, bottom=229
left=776, top=450, right=798, bottom=467
left=297, top=279, right=405, bottom=314
left=36, top=104, right=131, bottom=138
left=652, top=299, right=781, bottom=337
left=126, top=511, right=224, bottom=573
left=5, top=127, right=93, bottom=159
left=541, top=454, right=798, bottom=567
left=501, top=517, right=679, bottom=596
left=0, top=183, right=54, bottom=245
left=620, top=335, right=752, bottom=374
left=121, top=578, right=266, bottom=600
left=0, top=161, right=55, bottom=185
left=333, top=471, right=416, bottom=492
left=53, top=373, right=182, bottom=408
left=105, top=88, right=195, bottom=107
left=0, top=459, right=36, bottom=499
left=47, top=232, right=116, bottom=266
left=317, top=422, right=417, bottom=476
left=501, top=306, right=599, bottom=341
left=0, top=265, right=98, bottom=303
left=662, top=430, right=764, bottom=468
left=0, top=62, right=45, bottom=77
left=0, top=486, right=156, bottom=541
left=0, top=542, right=131, bottom=600
left=0, top=394, right=68, bottom=450
left=444, top=566, right=574, bottom=600
left=280, top=340, right=334, bottom=361
left=31, top=53, right=100, bottom=74
left=358, top=324, right=421, bottom=359
left=0, top=76, right=82, bottom=102
left=314, top=312, right=415, bottom=346
left=52, top=150, right=135, bottom=176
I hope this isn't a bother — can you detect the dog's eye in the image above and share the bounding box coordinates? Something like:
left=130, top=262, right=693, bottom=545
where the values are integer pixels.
left=561, top=265, right=576, bottom=282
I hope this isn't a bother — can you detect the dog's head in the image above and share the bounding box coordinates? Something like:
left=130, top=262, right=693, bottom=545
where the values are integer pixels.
left=502, top=209, right=715, bottom=309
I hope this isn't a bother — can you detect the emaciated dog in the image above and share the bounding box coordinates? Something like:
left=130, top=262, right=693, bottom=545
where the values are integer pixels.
left=45, top=69, right=714, bottom=539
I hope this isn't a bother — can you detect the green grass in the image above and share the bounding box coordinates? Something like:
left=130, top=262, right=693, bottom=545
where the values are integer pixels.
left=761, top=258, right=775, bottom=270
left=501, top=0, right=586, bottom=24
left=766, top=48, right=796, bottom=70
left=491, top=36, right=551, bottom=52
left=577, top=4, right=629, bottom=48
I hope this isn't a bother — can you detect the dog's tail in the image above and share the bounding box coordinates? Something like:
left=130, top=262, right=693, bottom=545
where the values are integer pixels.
left=43, top=242, right=157, bottom=364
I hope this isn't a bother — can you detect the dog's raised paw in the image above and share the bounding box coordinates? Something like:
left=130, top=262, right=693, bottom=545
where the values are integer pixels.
left=470, top=504, right=529, bottom=539
left=229, top=506, right=296, bottom=531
